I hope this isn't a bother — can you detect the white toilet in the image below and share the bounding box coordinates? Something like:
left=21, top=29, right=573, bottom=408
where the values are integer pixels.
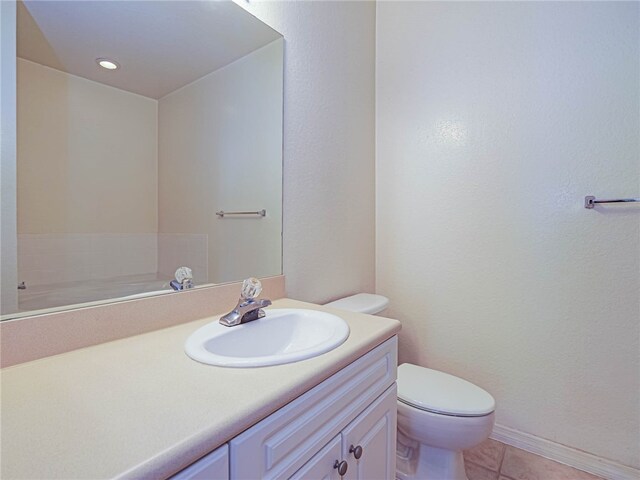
left=325, top=293, right=496, bottom=480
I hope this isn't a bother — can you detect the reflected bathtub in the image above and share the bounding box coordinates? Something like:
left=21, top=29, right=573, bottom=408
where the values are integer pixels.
left=18, top=273, right=174, bottom=313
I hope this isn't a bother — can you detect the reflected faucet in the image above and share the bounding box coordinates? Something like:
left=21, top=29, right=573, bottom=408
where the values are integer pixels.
left=170, top=267, right=194, bottom=291
left=219, top=277, right=272, bottom=327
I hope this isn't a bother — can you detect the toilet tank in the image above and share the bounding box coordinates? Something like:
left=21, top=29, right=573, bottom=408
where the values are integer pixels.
left=324, top=293, right=389, bottom=315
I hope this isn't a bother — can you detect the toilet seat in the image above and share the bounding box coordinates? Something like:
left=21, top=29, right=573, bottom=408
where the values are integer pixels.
left=397, top=363, right=495, bottom=417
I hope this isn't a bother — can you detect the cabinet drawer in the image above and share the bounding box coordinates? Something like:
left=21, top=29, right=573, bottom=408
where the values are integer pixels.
left=171, top=444, right=229, bottom=480
left=230, top=336, right=397, bottom=480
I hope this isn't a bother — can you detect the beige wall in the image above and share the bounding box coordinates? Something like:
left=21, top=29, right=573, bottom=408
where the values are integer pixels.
left=1, top=1, right=18, bottom=314
left=158, top=40, right=283, bottom=284
left=376, top=1, right=639, bottom=469
left=17, top=59, right=158, bottom=234
left=234, top=1, right=376, bottom=303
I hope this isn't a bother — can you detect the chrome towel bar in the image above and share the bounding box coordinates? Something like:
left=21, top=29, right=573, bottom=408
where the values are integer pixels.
left=216, top=209, right=266, bottom=218
left=584, top=196, right=640, bottom=209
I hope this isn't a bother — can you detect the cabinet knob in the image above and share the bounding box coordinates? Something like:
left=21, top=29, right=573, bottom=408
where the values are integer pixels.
left=333, top=460, right=348, bottom=476
left=349, top=444, right=364, bottom=460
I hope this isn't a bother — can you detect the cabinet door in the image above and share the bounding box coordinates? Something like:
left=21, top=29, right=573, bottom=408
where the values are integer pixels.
left=289, top=435, right=343, bottom=480
left=171, top=444, right=229, bottom=480
left=341, top=385, right=397, bottom=480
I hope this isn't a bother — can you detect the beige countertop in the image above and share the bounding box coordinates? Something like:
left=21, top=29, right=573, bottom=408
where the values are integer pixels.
left=0, top=298, right=400, bottom=480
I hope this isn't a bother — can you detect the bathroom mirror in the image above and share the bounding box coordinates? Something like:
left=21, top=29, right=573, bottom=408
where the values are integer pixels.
left=1, top=1, right=283, bottom=319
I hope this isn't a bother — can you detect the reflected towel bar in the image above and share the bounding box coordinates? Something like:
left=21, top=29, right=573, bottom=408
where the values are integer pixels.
left=584, top=196, right=640, bottom=209
left=216, top=209, right=266, bottom=218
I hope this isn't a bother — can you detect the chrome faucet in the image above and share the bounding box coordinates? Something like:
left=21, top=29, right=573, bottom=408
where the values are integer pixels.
left=220, top=278, right=272, bottom=327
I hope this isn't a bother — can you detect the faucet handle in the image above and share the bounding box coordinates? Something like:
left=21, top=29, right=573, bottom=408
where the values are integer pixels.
left=175, top=266, right=193, bottom=283
left=241, top=277, right=262, bottom=300
left=170, top=267, right=193, bottom=291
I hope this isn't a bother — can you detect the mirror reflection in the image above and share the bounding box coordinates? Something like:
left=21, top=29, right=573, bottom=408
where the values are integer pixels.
left=2, top=1, right=283, bottom=318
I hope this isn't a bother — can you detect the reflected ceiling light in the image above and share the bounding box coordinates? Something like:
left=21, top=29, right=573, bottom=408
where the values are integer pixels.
left=96, top=58, right=119, bottom=70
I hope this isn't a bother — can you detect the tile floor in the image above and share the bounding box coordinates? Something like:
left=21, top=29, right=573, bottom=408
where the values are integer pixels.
left=463, top=439, right=604, bottom=480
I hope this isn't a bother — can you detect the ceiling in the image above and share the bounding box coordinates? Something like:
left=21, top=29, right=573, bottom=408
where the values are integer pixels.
left=17, top=1, right=282, bottom=99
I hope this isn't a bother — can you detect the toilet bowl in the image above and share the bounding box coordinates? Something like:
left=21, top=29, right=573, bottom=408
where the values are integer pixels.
left=325, top=293, right=496, bottom=480
left=396, top=363, right=495, bottom=480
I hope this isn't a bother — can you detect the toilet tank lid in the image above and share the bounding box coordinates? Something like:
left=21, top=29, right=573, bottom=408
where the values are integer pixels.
left=324, top=293, right=389, bottom=315
left=397, top=363, right=495, bottom=417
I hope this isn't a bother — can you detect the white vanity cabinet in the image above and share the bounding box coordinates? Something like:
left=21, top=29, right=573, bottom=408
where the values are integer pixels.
left=291, top=385, right=397, bottom=480
left=172, top=337, right=397, bottom=480
left=230, top=336, right=397, bottom=479
left=171, top=444, right=229, bottom=480
left=340, top=385, right=397, bottom=479
left=290, top=434, right=343, bottom=480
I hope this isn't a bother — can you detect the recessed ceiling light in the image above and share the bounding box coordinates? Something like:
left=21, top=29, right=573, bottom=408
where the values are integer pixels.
left=96, top=58, right=119, bottom=70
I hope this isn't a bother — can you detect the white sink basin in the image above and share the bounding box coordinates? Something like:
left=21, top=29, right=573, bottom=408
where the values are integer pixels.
left=184, top=309, right=350, bottom=367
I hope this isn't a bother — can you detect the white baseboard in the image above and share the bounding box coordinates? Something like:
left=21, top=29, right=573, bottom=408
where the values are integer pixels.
left=490, top=424, right=639, bottom=480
